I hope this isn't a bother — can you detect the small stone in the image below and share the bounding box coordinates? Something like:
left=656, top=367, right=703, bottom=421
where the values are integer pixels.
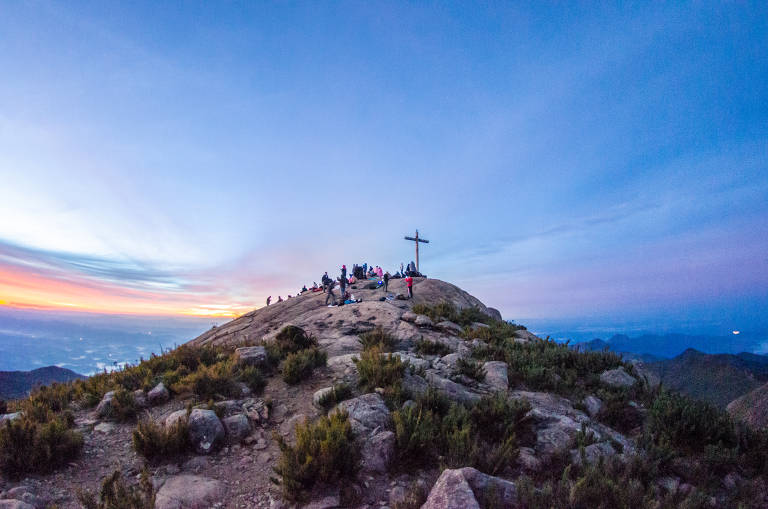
left=148, top=383, right=170, bottom=405
left=94, top=422, right=117, bottom=434
left=414, top=315, right=434, bottom=327
left=583, top=395, right=603, bottom=417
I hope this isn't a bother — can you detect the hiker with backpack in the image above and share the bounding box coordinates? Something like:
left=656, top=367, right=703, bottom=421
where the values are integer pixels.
left=383, top=272, right=390, bottom=292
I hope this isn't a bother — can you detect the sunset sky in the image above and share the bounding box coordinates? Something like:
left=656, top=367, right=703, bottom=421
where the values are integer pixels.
left=1, top=2, right=766, bottom=326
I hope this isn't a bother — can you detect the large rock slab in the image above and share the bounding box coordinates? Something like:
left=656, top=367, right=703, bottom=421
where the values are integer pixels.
left=510, top=390, right=635, bottom=463
left=189, top=278, right=496, bottom=350
left=154, top=475, right=225, bottom=509
left=570, top=441, right=617, bottom=467
left=414, top=314, right=434, bottom=327
left=483, top=361, right=508, bottom=392
left=334, top=393, right=390, bottom=435
left=600, top=367, right=637, bottom=388
left=0, top=501, right=36, bottom=509
left=360, top=430, right=395, bottom=473
left=422, top=467, right=516, bottom=509
left=0, top=412, right=22, bottom=425
left=436, top=320, right=464, bottom=335
left=425, top=372, right=481, bottom=404
left=234, top=346, right=267, bottom=366
left=187, top=409, right=225, bottom=454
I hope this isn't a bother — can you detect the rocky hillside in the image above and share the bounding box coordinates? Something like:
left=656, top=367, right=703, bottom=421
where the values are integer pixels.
left=728, top=381, right=768, bottom=429
left=0, top=366, right=85, bottom=400
left=0, top=277, right=766, bottom=508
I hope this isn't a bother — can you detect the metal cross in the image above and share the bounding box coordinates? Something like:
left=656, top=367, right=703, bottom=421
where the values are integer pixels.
left=404, top=229, right=430, bottom=272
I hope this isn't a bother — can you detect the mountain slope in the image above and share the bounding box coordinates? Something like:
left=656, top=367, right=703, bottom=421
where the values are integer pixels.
left=0, top=366, right=85, bottom=400
left=728, top=382, right=768, bottom=429
left=647, top=348, right=768, bottom=409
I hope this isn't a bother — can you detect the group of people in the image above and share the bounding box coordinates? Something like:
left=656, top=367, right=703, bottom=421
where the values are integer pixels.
left=265, top=260, right=421, bottom=307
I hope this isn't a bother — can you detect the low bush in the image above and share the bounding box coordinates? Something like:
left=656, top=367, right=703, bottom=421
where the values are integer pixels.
left=454, top=357, right=486, bottom=382
left=132, top=417, right=190, bottom=461
left=392, top=391, right=528, bottom=475
left=108, top=388, right=139, bottom=422
left=282, top=348, right=327, bottom=385
left=354, top=346, right=407, bottom=393
left=359, top=326, right=398, bottom=352
left=274, top=325, right=317, bottom=357
left=172, top=361, right=238, bottom=400
left=0, top=415, right=83, bottom=477
left=413, top=338, right=451, bottom=356
left=77, top=469, right=155, bottom=509
left=317, top=383, right=354, bottom=410
left=645, top=391, right=736, bottom=452
left=273, top=411, right=359, bottom=501
left=237, top=365, right=266, bottom=393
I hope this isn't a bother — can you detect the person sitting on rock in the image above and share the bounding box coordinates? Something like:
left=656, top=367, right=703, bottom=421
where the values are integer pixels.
left=266, top=296, right=272, bottom=306
left=277, top=296, right=283, bottom=303
left=348, top=274, right=357, bottom=284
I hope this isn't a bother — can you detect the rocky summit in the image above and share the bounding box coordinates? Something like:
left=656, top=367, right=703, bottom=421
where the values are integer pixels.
left=1, top=277, right=766, bottom=508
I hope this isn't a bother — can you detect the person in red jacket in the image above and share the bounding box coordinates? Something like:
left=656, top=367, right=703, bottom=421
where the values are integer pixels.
left=405, top=275, right=414, bottom=299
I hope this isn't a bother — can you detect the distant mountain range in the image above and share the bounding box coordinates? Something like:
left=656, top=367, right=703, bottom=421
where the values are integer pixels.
left=0, top=366, right=86, bottom=401
left=577, top=332, right=765, bottom=358
left=575, top=336, right=768, bottom=411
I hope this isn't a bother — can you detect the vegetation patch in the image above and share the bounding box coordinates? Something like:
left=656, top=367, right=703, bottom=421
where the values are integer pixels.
left=132, top=417, right=190, bottom=462
left=453, top=357, right=487, bottom=382
left=273, top=411, right=359, bottom=501
left=317, top=383, right=354, bottom=410
left=392, top=389, right=529, bottom=475
left=282, top=348, right=327, bottom=385
left=77, top=469, right=155, bottom=509
left=413, top=338, right=451, bottom=357
left=0, top=414, right=83, bottom=477
left=354, top=346, right=407, bottom=393
left=359, top=326, right=398, bottom=352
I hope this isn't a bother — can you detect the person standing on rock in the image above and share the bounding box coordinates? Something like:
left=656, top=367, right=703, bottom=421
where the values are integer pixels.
left=277, top=296, right=283, bottom=303
left=266, top=296, right=271, bottom=306
left=405, top=274, right=414, bottom=299
left=383, top=272, right=390, bottom=292
left=339, top=265, right=347, bottom=300
left=326, top=280, right=337, bottom=306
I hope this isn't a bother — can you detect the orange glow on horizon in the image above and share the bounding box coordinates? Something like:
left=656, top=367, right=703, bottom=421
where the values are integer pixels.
left=0, top=265, right=256, bottom=318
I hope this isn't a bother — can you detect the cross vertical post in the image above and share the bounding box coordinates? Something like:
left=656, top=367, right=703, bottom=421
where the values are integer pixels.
left=404, top=229, right=430, bottom=273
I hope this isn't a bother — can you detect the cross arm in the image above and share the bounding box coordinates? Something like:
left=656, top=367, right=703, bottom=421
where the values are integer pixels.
left=404, top=236, right=429, bottom=243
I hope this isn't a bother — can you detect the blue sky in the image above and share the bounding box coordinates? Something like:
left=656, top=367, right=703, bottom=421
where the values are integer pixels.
left=0, top=2, right=766, bottom=328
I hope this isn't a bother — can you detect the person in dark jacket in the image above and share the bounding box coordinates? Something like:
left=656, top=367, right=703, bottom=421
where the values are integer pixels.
left=383, top=272, right=390, bottom=292
left=266, top=296, right=272, bottom=306
left=325, top=280, right=337, bottom=305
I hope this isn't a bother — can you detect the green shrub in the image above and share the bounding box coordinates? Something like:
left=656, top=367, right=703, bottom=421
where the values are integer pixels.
left=354, top=347, right=407, bottom=392
left=392, top=404, right=440, bottom=467
left=77, top=469, right=155, bottom=509
left=391, top=481, right=429, bottom=509
left=0, top=415, right=83, bottom=477
left=237, top=365, right=266, bottom=393
left=109, top=388, right=139, bottom=422
left=282, top=348, right=327, bottom=385
left=392, top=392, right=527, bottom=475
left=273, top=411, right=359, bottom=501
left=413, top=338, right=451, bottom=356
left=454, top=357, right=486, bottom=381
left=274, top=325, right=317, bottom=357
left=645, top=391, right=736, bottom=452
left=317, top=383, right=354, bottom=410
left=132, top=417, right=190, bottom=461
left=359, top=326, right=398, bottom=352
left=173, top=361, right=238, bottom=400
